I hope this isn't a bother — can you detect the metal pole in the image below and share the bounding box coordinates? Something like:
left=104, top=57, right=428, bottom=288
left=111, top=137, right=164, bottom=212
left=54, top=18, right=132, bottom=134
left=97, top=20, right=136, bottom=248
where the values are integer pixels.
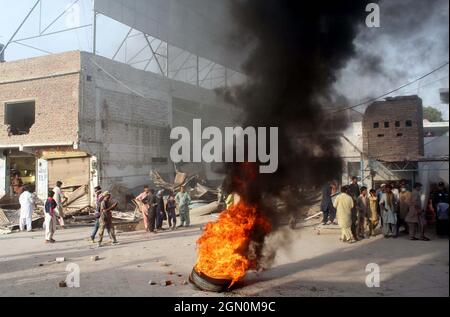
left=13, top=25, right=93, bottom=43
left=196, top=55, right=200, bottom=86
left=361, top=155, right=365, bottom=187
left=166, top=42, right=169, bottom=77
left=144, top=35, right=164, bottom=75
left=93, top=10, right=97, bottom=55
left=112, top=28, right=132, bottom=60
left=39, top=0, right=42, bottom=34
left=0, top=0, right=41, bottom=58
left=40, top=0, right=80, bottom=35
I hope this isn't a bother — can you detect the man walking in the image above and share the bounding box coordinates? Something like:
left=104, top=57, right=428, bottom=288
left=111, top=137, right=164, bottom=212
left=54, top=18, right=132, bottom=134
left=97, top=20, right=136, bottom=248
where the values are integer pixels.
left=367, top=189, right=379, bottom=237
left=147, top=189, right=158, bottom=233
left=333, top=186, right=356, bottom=244
left=53, top=181, right=67, bottom=229
left=356, top=187, right=369, bottom=239
left=90, top=186, right=104, bottom=243
left=406, top=183, right=430, bottom=241
left=176, top=186, right=191, bottom=228
left=156, top=190, right=166, bottom=231
left=398, top=182, right=411, bottom=235
left=136, top=186, right=151, bottom=232
left=97, top=192, right=119, bottom=247
left=19, top=186, right=34, bottom=232
left=380, top=184, right=398, bottom=238
left=44, top=190, right=57, bottom=244
left=349, top=177, right=360, bottom=240
left=320, top=181, right=338, bottom=225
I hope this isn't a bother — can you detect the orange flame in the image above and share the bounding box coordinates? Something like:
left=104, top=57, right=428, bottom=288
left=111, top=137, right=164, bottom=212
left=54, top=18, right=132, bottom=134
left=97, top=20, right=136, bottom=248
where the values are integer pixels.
left=194, top=201, right=272, bottom=287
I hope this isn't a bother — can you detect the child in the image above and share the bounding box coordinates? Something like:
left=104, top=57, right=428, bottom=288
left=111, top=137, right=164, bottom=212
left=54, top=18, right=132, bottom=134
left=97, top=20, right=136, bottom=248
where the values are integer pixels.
left=367, top=189, right=379, bottom=237
left=44, top=190, right=57, bottom=244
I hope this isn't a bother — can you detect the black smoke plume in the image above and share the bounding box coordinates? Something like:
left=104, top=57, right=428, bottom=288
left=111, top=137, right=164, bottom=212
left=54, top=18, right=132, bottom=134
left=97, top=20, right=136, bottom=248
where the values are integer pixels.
left=219, top=0, right=372, bottom=264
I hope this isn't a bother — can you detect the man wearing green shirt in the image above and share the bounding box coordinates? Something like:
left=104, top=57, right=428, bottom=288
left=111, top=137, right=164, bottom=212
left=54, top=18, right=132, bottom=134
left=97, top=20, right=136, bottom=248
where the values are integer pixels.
left=176, top=186, right=191, bottom=228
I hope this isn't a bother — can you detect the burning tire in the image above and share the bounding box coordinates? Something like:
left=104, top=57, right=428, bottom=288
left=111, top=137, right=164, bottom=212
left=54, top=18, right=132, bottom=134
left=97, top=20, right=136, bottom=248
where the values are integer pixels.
left=189, top=268, right=231, bottom=293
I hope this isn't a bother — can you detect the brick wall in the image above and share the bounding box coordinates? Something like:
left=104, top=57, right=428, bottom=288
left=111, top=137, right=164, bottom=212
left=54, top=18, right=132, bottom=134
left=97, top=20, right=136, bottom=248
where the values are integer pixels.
left=363, top=96, right=424, bottom=162
left=0, top=52, right=80, bottom=146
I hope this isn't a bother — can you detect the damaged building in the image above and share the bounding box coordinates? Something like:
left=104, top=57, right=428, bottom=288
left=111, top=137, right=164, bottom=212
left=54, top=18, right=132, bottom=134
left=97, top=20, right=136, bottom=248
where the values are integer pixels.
left=0, top=51, right=238, bottom=208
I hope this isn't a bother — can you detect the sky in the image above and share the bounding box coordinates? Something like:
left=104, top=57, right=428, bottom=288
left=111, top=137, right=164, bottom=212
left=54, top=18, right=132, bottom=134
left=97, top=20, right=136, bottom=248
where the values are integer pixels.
left=0, top=0, right=448, bottom=120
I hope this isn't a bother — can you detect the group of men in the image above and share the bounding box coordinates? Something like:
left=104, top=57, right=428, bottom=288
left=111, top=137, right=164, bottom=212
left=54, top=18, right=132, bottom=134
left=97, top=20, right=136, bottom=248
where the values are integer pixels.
left=18, top=178, right=194, bottom=247
left=19, top=180, right=117, bottom=247
left=135, top=185, right=192, bottom=233
left=322, top=177, right=449, bottom=244
left=18, top=181, right=66, bottom=244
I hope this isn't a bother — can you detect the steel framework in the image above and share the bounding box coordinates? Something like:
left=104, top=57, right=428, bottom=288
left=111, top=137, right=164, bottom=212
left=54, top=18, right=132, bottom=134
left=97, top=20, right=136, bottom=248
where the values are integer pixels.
left=1, top=0, right=243, bottom=90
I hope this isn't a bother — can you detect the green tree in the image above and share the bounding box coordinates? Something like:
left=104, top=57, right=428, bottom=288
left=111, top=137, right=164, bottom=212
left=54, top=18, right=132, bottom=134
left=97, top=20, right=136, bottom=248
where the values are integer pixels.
left=423, top=106, right=444, bottom=122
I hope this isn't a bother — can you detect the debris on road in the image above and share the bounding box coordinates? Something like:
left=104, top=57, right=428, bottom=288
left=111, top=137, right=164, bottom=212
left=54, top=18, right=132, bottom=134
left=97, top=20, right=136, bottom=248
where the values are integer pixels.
left=160, top=280, right=172, bottom=287
left=59, top=281, right=67, bottom=288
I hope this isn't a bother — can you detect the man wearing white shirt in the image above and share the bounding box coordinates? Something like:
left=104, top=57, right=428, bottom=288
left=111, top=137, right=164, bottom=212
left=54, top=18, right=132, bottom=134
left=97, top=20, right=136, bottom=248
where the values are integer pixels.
left=53, top=181, right=67, bottom=228
left=19, top=186, right=34, bottom=232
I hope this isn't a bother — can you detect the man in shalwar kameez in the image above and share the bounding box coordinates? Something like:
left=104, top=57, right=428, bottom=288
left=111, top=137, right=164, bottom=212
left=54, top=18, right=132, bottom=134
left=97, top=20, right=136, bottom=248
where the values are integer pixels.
left=19, top=186, right=34, bottom=232
left=379, top=185, right=398, bottom=238
left=406, top=183, right=430, bottom=241
left=334, top=186, right=356, bottom=244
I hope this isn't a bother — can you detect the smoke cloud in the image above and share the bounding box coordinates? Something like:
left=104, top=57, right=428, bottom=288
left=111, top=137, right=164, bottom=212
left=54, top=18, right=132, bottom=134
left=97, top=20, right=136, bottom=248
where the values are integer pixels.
left=218, top=0, right=372, bottom=267
left=223, top=0, right=369, bottom=212
left=335, top=0, right=449, bottom=115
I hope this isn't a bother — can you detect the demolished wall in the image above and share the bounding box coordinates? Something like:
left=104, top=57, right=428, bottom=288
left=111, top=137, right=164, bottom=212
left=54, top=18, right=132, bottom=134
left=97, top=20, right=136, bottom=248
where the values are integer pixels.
left=0, top=51, right=80, bottom=147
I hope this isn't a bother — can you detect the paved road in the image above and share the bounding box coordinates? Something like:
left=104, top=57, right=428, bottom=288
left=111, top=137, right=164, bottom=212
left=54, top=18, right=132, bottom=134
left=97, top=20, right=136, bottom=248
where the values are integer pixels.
left=0, top=217, right=448, bottom=297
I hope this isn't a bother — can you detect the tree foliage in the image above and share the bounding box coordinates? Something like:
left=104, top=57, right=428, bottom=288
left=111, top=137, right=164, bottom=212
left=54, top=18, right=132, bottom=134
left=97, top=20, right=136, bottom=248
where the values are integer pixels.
left=423, top=107, right=444, bottom=122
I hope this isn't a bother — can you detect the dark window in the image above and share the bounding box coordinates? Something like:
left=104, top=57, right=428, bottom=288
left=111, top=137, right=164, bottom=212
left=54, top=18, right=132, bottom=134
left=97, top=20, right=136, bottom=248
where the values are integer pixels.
left=395, top=121, right=401, bottom=127
left=347, top=162, right=362, bottom=183
left=397, top=133, right=403, bottom=137
left=384, top=122, right=390, bottom=128
left=377, top=134, right=385, bottom=138
left=5, top=101, right=35, bottom=136
left=406, top=120, right=413, bottom=127
left=373, top=122, right=380, bottom=128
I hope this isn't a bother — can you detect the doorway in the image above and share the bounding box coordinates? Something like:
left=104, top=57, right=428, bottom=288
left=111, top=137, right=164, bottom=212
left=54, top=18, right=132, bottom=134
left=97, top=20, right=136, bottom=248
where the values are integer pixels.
left=7, top=151, right=36, bottom=195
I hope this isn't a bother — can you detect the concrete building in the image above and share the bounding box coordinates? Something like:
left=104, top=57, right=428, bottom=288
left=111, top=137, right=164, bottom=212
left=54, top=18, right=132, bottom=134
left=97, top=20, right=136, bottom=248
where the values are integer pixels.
left=340, top=95, right=449, bottom=191
left=418, top=121, right=449, bottom=193
left=0, top=51, right=237, bottom=206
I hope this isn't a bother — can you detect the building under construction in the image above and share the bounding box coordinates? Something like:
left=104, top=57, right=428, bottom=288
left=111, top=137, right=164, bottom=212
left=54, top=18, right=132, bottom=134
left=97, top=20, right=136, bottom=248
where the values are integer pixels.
left=0, top=0, right=244, bottom=207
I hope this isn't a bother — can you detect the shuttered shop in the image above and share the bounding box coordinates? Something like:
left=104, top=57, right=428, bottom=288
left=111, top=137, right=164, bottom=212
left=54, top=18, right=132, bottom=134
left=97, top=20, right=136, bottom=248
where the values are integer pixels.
left=47, top=156, right=90, bottom=188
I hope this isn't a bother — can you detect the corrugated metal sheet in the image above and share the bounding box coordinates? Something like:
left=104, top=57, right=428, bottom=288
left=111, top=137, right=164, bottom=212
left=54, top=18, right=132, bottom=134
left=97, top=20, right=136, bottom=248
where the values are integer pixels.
left=94, top=0, right=246, bottom=71
left=48, top=157, right=90, bottom=188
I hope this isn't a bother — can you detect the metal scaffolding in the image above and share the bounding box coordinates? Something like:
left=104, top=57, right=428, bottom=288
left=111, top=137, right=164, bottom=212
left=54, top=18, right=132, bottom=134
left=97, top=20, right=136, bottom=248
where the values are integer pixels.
left=1, top=0, right=244, bottom=90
